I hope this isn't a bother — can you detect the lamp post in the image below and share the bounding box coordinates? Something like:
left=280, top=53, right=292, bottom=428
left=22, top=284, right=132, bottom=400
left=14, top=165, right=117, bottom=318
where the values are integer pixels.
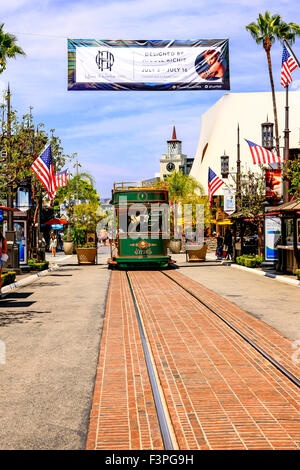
left=73, top=160, right=82, bottom=205
left=261, top=118, right=274, bottom=150
left=236, top=123, right=241, bottom=211
left=220, top=152, right=229, bottom=179
left=4, top=85, right=20, bottom=271
left=6, top=85, right=13, bottom=233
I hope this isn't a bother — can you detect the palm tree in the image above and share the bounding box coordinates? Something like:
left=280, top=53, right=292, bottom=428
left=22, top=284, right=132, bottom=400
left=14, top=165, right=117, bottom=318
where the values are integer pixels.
left=0, top=23, right=25, bottom=73
left=155, top=171, right=212, bottom=239
left=246, top=12, right=300, bottom=155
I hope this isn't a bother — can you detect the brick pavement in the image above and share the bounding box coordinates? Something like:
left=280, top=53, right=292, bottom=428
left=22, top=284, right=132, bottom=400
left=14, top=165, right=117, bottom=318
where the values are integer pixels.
left=129, top=271, right=300, bottom=450
left=167, top=270, right=300, bottom=383
left=86, top=270, right=163, bottom=450
left=87, top=270, right=300, bottom=450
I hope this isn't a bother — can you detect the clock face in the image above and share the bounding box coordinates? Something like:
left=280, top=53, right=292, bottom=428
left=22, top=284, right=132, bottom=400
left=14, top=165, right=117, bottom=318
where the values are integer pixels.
left=166, top=162, right=175, bottom=172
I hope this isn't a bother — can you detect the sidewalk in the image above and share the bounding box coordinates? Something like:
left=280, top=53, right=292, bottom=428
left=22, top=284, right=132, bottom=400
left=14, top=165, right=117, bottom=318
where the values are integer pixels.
left=45, top=251, right=73, bottom=265
left=0, top=251, right=110, bottom=449
left=3, top=247, right=109, bottom=294
left=172, top=251, right=299, bottom=286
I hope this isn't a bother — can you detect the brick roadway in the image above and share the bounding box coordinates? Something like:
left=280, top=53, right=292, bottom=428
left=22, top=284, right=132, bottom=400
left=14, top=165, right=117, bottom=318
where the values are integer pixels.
left=86, top=270, right=163, bottom=450
left=167, top=271, right=300, bottom=387
left=87, top=270, right=300, bottom=450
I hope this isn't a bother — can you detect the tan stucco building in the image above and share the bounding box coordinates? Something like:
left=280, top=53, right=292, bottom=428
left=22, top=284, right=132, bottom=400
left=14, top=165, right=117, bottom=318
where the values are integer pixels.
left=190, top=91, right=300, bottom=194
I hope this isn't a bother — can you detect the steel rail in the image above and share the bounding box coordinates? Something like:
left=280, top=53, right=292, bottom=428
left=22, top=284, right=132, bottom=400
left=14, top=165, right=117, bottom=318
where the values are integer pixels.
left=126, top=272, right=174, bottom=450
left=161, top=271, right=300, bottom=389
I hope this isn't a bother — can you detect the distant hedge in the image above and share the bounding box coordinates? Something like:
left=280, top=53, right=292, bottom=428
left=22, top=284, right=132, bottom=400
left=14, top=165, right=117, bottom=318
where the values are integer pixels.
left=1, top=271, right=16, bottom=287
left=236, top=255, right=263, bottom=268
left=28, top=259, right=49, bottom=271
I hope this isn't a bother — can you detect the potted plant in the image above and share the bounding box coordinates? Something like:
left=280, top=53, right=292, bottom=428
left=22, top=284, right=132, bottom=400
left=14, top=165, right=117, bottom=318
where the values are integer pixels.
left=72, top=201, right=102, bottom=264
left=76, top=242, right=97, bottom=264
left=63, top=198, right=74, bottom=254
left=54, top=171, right=100, bottom=255
left=169, top=237, right=181, bottom=254
left=63, top=237, right=73, bottom=255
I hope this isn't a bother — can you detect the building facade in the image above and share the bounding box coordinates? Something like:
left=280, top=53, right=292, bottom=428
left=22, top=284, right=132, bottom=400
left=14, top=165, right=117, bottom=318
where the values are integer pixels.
left=190, top=91, right=300, bottom=196
left=160, top=126, right=194, bottom=179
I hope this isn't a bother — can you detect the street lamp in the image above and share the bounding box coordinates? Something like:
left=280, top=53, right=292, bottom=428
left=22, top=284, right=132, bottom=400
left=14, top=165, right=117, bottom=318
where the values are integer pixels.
left=73, top=160, right=82, bottom=204
left=5, top=84, right=20, bottom=271
left=261, top=118, right=274, bottom=150
left=220, top=152, right=229, bottom=179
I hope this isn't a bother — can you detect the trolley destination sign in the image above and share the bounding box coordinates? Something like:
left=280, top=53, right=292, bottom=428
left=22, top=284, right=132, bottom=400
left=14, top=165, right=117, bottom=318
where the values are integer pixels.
left=68, top=39, right=230, bottom=91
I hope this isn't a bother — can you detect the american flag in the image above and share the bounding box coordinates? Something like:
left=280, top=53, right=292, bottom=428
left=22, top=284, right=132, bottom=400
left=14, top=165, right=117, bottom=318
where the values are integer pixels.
left=281, top=44, right=298, bottom=87
left=56, top=169, right=68, bottom=188
left=30, top=144, right=57, bottom=199
left=245, top=139, right=284, bottom=164
left=208, top=167, right=224, bottom=206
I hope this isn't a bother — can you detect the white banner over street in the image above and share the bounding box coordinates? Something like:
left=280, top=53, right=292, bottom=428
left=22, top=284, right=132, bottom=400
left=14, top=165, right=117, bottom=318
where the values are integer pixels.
left=68, top=39, right=230, bottom=91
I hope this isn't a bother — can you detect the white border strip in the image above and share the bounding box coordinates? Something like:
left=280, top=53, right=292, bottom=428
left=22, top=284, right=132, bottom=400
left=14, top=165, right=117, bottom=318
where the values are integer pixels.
left=2, top=265, right=60, bottom=294
left=230, top=263, right=300, bottom=287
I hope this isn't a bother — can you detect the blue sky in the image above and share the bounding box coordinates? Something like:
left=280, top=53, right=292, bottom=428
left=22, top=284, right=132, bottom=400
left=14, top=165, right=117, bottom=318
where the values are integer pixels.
left=1, top=0, right=300, bottom=197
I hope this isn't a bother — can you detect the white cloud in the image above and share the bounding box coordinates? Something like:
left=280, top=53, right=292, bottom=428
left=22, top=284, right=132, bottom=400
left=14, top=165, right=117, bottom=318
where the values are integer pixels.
left=291, top=79, right=300, bottom=90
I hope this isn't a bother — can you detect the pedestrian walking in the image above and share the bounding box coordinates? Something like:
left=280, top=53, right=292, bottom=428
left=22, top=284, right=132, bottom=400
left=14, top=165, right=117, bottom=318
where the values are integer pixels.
left=50, top=233, right=57, bottom=257
left=99, top=228, right=108, bottom=246
left=224, top=227, right=233, bottom=260
left=0, top=230, right=8, bottom=294
left=216, top=232, right=224, bottom=261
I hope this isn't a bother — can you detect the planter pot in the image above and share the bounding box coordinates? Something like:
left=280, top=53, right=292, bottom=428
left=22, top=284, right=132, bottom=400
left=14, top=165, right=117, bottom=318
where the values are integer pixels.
left=186, top=244, right=207, bottom=262
left=76, top=247, right=97, bottom=265
left=63, top=241, right=74, bottom=255
left=169, top=240, right=181, bottom=254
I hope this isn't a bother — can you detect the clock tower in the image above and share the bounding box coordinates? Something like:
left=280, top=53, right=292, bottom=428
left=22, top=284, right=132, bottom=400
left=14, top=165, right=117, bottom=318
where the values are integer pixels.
left=160, top=126, right=187, bottom=179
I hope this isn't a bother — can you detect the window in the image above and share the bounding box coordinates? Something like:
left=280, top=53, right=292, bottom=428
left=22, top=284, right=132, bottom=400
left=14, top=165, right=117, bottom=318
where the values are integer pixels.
left=284, top=219, right=294, bottom=246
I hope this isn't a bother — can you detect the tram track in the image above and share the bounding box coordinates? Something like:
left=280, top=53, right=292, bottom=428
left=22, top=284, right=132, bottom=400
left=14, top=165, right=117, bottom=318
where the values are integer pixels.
left=126, top=272, right=176, bottom=450
left=88, top=269, right=300, bottom=450
left=160, top=270, right=300, bottom=390
left=126, top=270, right=300, bottom=450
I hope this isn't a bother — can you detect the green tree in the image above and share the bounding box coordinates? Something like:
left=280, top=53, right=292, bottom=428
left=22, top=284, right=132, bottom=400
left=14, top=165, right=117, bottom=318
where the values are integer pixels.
left=155, top=171, right=213, bottom=237
left=0, top=98, right=75, bottom=198
left=0, top=96, right=75, bottom=255
left=73, top=201, right=102, bottom=236
left=54, top=173, right=100, bottom=242
left=287, top=157, right=300, bottom=200
left=230, top=169, right=266, bottom=255
left=246, top=12, right=300, bottom=154
left=0, top=23, right=25, bottom=73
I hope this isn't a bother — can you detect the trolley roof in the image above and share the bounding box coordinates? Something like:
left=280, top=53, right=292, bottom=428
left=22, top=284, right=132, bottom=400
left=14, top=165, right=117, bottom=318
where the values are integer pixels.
left=113, top=181, right=169, bottom=192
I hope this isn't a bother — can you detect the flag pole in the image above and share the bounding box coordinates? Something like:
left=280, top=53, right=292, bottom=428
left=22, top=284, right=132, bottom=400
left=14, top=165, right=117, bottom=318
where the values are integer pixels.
left=283, top=81, right=290, bottom=203
left=236, top=123, right=241, bottom=212
left=284, top=38, right=300, bottom=68
left=282, top=37, right=292, bottom=203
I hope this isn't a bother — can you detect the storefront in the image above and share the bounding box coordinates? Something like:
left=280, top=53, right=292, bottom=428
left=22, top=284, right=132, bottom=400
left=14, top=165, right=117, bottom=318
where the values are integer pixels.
left=3, top=211, right=28, bottom=265
left=266, top=201, right=300, bottom=274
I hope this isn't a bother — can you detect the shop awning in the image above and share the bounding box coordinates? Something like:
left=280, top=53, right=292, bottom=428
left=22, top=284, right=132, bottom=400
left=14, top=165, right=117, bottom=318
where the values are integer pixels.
left=44, top=218, right=67, bottom=225
left=266, top=200, right=300, bottom=212
left=216, top=219, right=233, bottom=225
left=0, top=206, right=20, bottom=211
left=263, top=212, right=281, bottom=216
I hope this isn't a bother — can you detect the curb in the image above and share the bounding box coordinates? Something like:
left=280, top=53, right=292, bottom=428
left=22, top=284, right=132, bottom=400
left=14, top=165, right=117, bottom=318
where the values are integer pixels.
left=1, top=264, right=60, bottom=294
left=230, top=263, right=300, bottom=287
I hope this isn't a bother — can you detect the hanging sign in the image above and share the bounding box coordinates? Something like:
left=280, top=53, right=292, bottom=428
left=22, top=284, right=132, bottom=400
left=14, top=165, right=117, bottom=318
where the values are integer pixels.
left=265, top=216, right=281, bottom=261
left=223, top=187, right=235, bottom=215
left=265, top=169, right=282, bottom=203
left=68, top=39, right=230, bottom=91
